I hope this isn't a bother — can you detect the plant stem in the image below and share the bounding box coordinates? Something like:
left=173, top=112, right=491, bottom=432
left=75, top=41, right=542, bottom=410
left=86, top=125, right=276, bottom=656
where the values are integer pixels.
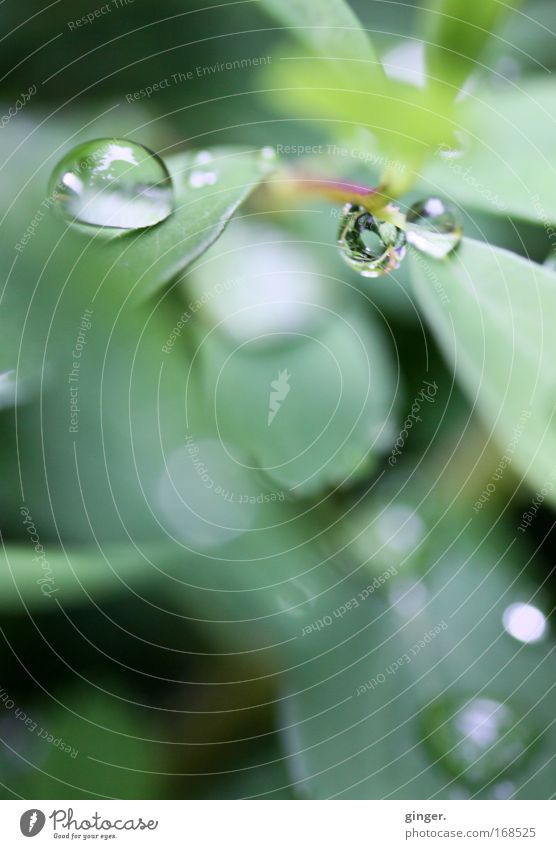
left=270, top=170, right=406, bottom=225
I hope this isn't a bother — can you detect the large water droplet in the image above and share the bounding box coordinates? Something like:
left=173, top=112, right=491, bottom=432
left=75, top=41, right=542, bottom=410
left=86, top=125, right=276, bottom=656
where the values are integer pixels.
left=338, top=203, right=406, bottom=277
left=406, top=197, right=463, bottom=259
left=49, top=138, right=174, bottom=230
left=424, top=696, right=535, bottom=788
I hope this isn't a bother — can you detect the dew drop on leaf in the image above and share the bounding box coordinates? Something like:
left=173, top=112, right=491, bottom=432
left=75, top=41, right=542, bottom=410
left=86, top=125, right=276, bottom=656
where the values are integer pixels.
left=194, top=150, right=213, bottom=165
left=338, top=203, right=407, bottom=277
left=423, top=696, right=536, bottom=788
left=48, top=138, right=174, bottom=229
left=406, top=197, right=463, bottom=259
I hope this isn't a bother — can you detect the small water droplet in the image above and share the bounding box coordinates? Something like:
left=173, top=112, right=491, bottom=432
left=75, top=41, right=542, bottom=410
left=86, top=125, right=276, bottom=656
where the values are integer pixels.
left=155, top=439, right=260, bottom=549
left=502, top=602, right=547, bottom=644
left=382, top=40, right=426, bottom=88
left=424, top=696, right=535, bottom=788
left=188, top=169, right=218, bottom=189
left=49, top=138, right=173, bottom=230
left=338, top=203, right=406, bottom=277
left=406, top=197, right=463, bottom=259
left=376, top=504, right=426, bottom=556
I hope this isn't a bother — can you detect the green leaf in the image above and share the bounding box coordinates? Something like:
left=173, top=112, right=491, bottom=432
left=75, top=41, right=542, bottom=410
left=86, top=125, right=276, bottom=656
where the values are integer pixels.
left=54, top=147, right=276, bottom=304
left=258, top=0, right=378, bottom=67
left=420, top=0, right=522, bottom=88
left=263, top=58, right=455, bottom=173
left=421, top=77, right=556, bottom=225
left=409, top=237, right=556, bottom=507
left=280, top=508, right=556, bottom=798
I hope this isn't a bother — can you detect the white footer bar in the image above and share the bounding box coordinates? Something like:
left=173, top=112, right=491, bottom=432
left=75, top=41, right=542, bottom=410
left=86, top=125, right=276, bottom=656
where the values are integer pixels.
left=2, top=800, right=554, bottom=848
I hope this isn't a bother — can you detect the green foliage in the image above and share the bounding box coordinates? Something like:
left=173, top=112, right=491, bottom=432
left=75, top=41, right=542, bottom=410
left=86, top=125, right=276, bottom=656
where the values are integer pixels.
left=282, top=507, right=556, bottom=798
left=2, top=0, right=556, bottom=804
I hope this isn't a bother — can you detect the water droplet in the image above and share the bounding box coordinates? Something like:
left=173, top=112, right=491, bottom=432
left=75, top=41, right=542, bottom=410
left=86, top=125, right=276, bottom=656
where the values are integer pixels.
left=406, top=197, right=463, bottom=259
left=493, top=780, right=515, bottom=799
left=388, top=578, right=428, bottom=617
left=188, top=169, right=218, bottom=189
left=0, top=369, right=34, bottom=408
left=338, top=203, right=406, bottom=277
left=502, top=602, right=547, bottom=644
left=424, top=696, right=535, bottom=788
left=49, top=138, right=173, bottom=230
